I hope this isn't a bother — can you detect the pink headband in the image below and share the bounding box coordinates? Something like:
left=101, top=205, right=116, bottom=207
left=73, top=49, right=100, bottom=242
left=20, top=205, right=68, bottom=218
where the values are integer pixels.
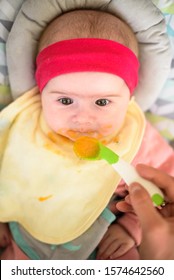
left=35, top=38, right=139, bottom=94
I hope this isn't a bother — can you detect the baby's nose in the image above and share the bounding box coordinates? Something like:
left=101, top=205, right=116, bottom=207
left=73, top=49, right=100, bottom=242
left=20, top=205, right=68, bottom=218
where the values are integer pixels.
left=72, top=107, right=95, bottom=124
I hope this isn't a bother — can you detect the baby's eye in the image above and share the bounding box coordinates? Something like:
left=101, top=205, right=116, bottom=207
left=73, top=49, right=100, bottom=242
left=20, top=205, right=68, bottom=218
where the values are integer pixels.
left=95, top=99, right=110, bottom=106
left=58, top=98, right=73, bottom=105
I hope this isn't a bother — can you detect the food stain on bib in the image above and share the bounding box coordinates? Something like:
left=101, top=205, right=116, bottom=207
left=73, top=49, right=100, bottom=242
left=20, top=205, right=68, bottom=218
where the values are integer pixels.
left=38, top=195, right=53, bottom=202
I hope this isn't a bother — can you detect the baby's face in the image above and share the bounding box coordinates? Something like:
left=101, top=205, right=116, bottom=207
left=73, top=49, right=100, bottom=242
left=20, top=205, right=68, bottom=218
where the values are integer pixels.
left=41, top=72, right=130, bottom=142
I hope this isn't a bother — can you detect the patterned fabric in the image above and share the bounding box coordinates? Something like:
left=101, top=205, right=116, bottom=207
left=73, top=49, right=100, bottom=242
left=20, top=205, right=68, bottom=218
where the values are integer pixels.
left=0, top=0, right=25, bottom=108
left=147, top=0, right=174, bottom=145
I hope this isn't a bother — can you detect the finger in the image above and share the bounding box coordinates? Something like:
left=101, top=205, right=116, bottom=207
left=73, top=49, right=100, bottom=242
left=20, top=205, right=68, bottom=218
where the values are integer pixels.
left=97, top=232, right=117, bottom=258
left=98, top=240, right=119, bottom=260
left=110, top=243, right=133, bottom=259
left=125, top=194, right=131, bottom=204
left=129, top=182, right=165, bottom=232
left=136, top=164, right=174, bottom=201
left=116, top=201, right=133, bottom=212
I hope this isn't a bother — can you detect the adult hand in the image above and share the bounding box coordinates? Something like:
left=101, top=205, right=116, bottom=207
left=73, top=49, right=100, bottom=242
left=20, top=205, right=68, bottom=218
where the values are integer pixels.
left=128, top=164, right=174, bottom=259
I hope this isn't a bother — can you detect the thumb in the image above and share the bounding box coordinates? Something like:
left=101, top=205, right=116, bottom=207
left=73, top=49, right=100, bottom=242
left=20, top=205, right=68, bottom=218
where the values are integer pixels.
left=129, top=183, right=164, bottom=232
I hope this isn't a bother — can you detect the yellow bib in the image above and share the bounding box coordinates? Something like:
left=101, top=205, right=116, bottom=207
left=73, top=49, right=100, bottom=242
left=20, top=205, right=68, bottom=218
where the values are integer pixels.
left=0, top=88, right=145, bottom=244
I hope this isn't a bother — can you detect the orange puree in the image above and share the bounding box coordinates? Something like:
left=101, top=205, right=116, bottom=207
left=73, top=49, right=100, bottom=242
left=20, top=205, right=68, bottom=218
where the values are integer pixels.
left=38, top=195, right=53, bottom=202
left=74, top=136, right=100, bottom=159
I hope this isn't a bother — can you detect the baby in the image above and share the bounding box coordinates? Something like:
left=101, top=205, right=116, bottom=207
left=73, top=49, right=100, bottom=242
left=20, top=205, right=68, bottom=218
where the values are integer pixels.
left=37, top=10, right=139, bottom=260
left=0, top=9, right=174, bottom=260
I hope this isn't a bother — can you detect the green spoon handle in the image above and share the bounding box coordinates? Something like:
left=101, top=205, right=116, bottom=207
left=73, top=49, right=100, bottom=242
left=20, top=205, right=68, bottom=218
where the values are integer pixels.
left=112, top=158, right=164, bottom=206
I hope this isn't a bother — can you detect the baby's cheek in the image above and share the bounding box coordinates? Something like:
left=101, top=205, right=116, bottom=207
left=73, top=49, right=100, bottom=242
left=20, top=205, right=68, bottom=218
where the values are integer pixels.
left=47, top=116, right=64, bottom=134
left=99, top=124, right=115, bottom=134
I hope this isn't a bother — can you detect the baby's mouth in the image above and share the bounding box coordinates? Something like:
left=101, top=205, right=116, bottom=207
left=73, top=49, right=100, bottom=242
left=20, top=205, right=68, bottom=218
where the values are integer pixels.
left=57, top=129, right=115, bottom=144
left=57, top=128, right=110, bottom=142
left=66, top=130, right=97, bottom=139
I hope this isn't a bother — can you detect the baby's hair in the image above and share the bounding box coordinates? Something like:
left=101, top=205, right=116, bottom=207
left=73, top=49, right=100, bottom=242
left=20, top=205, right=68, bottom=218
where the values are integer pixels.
left=38, top=10, right=138, bottom=56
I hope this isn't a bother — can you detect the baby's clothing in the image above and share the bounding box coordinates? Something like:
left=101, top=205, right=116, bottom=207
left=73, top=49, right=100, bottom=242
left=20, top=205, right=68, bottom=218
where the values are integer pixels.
left=0, top=88, right=174, bottom=259
left=8, top=208, right=116, bottom=260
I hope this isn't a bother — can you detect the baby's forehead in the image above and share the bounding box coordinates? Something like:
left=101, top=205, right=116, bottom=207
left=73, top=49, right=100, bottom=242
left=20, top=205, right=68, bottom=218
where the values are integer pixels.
left=42, top=72, right=131, bottom=105
left=44, top=71, right=127, bottom=92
